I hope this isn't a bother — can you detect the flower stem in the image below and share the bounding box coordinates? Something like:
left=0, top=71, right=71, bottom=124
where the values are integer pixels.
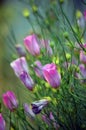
left=9, top=111, right=11, bottom=130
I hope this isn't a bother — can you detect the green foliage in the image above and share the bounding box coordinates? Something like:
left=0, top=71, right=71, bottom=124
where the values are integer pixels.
left=1, top=0, right=86, bottom=130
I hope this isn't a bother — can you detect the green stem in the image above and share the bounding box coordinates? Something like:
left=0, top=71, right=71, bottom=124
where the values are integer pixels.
left=27, top=18, right=36, bottom=33
left=9, top=111, right=11, bottom=130
left=34, top=13, right=46, bottom=40
left=59, top=3, right=86, bottom=52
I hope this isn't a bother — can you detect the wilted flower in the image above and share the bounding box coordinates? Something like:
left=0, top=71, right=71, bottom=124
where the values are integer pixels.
left=10, top=57, right=34, bottom=90
left=80, top=44, right=86, bottom=64
left=40, top=39, right=53, bottom=56
left=0, top=114, right=5, bottom=130
left=23, top=103, right=35, bottom=119
left=24, top=34, right=40, bottom=56
left=2, top=91, right=18, bottom=111
left=43, top=63, right=61, bottom=88
left=31, top=99, right=49, bottom=114
left=34, top=60, right=44, bottom=78
left=15, top=44, right=26, bottom=57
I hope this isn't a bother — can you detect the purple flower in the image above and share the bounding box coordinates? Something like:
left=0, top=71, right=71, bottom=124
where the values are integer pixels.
left=10, top=57, right=28, bottom=77
left=10, top=57, right=34, bottom=90
left=24, top=34, right=40, bottom=56
left=2, top=91, right=18, bottom=111
left=20, top=71, right=34, bottom=90
left=43, top=63, right=61, bottom=88
left=34, top=60, right=44, bottom=78
left=31, top=99, right=49, bottom=114
left=23, top=103, right=35, bottom=119
left=0, top=114, right=5, bottom=130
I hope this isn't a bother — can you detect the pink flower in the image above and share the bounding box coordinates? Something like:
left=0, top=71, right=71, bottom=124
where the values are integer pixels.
left=10, top=57, right=34, bottom=90
left=2, top=91, right=18, bottom=111
left=24, top=34, right=40, bottom=56
left=43, top=63, right=61, bottom=88
left=0, top=114, right=5, bottom=130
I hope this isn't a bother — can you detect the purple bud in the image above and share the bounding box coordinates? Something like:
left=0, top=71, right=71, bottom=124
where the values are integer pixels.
left=15, top=44, right=26, bottom=57
left=2, top=91, right=18, bottom=111
left=24, top=34, right=40, bottom=56
left=31, top=99, right=49, bottom=114
left=34, top=61, right=44, bottom=78
left=49, top=112, right=55, bottom=121
left=0, top=114, right=5, bottom=130
left=20, top=71, right=34, bottom=91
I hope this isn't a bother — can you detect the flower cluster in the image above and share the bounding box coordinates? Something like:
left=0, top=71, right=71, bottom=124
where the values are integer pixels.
left=0, top=34, right=61, bottom=129
left=10, top=34, right=61, bottom=90
left=1, top=1, right=86, bottom=129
